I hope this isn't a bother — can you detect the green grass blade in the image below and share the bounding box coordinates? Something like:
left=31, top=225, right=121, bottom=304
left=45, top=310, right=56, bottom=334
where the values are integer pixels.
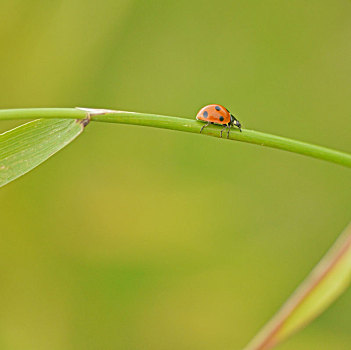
left=0, top=108, right=350, bottom=168
left=0, top=118, right=87, bottom=187
left=243, top=222, right=351, bottom=350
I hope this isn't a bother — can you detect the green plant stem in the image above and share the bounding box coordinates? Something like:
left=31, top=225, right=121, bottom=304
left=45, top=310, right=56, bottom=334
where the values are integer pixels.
left=0, top=108, right=350, bottom=168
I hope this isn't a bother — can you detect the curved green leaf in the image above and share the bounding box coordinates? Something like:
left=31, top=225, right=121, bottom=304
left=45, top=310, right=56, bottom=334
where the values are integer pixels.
left=0, top=118, right=88, bottom=187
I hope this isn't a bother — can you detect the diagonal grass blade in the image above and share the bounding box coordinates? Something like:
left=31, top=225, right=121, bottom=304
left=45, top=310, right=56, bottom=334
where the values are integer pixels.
left=243, top=222, right=351, bottom=350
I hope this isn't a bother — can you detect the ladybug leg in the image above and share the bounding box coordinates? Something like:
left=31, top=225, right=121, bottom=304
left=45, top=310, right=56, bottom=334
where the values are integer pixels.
left=220, top=125, right=228, bottom=138
left=200, top=122, right=211, bottom=133
left=226, top=124, right=231, bottom=139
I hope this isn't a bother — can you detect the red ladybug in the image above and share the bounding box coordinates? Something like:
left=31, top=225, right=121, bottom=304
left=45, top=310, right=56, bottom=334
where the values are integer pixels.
left=196, top=104, right=242, bottom=138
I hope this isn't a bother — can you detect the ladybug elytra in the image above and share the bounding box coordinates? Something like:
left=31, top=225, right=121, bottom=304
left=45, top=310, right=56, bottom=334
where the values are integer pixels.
left=196, top=104, right=242, bottom=138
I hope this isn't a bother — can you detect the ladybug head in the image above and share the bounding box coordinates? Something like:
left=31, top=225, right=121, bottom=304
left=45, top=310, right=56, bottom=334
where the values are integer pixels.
left=231, top=115, right=242, bottom=132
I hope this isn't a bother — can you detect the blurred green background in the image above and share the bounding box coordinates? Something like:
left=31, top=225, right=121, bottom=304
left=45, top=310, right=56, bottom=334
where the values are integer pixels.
left=1, top=1, right=351, bottom=349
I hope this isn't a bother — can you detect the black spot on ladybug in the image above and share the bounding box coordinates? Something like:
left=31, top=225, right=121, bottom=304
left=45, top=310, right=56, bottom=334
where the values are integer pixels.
left=215, top=106, right=221, bottom=111
left=203, top=111, right=208, bottom=118
left=219, top=116, right=224, bottom=122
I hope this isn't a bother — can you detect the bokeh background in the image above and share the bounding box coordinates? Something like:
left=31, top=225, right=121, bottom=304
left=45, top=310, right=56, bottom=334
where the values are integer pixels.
left=1, top=1, right=351, bottom=349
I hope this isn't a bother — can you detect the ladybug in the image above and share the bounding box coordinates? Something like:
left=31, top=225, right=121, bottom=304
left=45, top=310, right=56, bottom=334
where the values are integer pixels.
left=196, top=104, right=242, bottom=138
